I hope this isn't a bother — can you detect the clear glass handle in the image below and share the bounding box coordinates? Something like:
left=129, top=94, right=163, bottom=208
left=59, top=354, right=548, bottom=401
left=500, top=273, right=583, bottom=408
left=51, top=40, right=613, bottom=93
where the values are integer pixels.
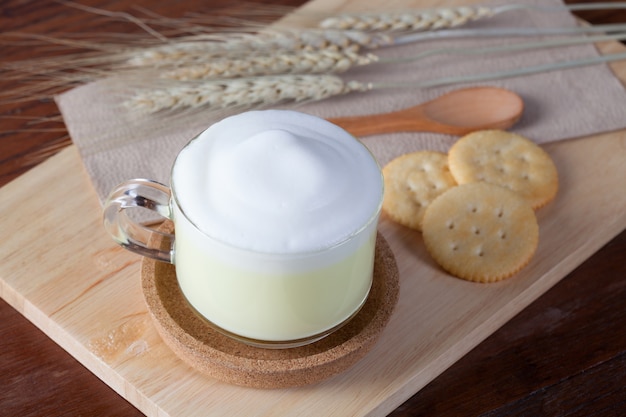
left=103, top=179, right=174, bottom=263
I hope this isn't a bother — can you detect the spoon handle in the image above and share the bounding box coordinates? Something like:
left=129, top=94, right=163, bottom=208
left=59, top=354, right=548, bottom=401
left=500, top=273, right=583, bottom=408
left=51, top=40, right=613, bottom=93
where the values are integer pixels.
left=328, top=107, right=438, bottom=136
left=328, top=107, right=465, bottom=137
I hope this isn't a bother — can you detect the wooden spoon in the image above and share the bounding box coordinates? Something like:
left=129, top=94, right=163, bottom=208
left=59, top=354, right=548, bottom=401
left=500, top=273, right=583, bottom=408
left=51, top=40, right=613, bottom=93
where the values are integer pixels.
left=327, top=86, right=524, bottom=137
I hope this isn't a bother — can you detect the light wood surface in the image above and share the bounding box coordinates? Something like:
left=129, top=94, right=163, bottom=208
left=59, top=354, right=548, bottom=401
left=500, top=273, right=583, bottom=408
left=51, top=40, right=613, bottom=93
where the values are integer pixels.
left=1, top=0, right=626, bottom=416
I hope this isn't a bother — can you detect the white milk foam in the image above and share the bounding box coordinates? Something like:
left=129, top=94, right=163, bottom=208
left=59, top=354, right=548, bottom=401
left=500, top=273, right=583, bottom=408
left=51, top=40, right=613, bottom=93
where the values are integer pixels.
left=172, top=110, right=382, bottom=254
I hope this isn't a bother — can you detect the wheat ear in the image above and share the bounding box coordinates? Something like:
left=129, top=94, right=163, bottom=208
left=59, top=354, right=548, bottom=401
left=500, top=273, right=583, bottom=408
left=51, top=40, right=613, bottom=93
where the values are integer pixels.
left=126, top=29, right=393, bottom=67
left=161, top=49, right=378, bottom=80
left=319, top=6, right=494, bottom=32
left=124, top=74, right=368, bottom=114
left=319, top=2, right=626, bottom=32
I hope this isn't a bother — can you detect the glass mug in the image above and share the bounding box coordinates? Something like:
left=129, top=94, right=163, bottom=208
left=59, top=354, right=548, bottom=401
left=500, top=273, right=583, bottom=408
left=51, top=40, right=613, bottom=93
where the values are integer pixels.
left=103, top=110, right=384, bottom=348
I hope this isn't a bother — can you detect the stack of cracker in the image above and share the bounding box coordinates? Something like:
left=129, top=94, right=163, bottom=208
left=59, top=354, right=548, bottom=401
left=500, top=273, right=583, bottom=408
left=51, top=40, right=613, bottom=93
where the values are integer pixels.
left=382, top=130, right=558, bottom=283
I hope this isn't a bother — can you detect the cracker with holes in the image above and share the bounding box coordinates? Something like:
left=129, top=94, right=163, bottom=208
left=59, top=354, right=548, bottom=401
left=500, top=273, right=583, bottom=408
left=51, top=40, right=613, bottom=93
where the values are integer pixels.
left=448, top=130, right=558, bottom=209
left=382, top=151, right=457, bottom=231
left=422, top=182, right=539, bottom=283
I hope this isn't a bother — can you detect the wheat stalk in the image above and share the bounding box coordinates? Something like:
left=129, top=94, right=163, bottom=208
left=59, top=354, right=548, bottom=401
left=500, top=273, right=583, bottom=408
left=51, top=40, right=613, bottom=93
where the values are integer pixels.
left=126, top=22, right=626, bottom=70
left=319, top=2, right=626, bottom=32
left=124, top=51, right=626, bottom=115
left=126, top=29, right=393, bottom=67
left=157, top=32, right=626, bottom=81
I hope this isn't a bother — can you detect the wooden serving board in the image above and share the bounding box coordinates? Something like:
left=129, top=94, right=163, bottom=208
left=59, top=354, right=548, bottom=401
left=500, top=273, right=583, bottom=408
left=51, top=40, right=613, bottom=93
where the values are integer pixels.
left=2, top=1, right=626, bottom=416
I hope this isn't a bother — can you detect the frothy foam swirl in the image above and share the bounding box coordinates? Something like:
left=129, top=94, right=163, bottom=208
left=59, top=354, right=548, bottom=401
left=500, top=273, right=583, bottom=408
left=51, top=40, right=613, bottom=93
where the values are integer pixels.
left=172, top=110, right=383, bottom=253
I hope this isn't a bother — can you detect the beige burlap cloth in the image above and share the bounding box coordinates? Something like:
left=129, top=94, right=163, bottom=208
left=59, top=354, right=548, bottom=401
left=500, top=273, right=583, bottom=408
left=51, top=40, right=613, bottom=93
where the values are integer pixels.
left=56, top=0, right=626, bottom=203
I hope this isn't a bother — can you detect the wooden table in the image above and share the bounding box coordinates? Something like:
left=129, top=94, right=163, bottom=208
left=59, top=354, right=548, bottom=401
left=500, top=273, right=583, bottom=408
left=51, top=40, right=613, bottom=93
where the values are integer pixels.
left=1, top=1, right=624, bottom=415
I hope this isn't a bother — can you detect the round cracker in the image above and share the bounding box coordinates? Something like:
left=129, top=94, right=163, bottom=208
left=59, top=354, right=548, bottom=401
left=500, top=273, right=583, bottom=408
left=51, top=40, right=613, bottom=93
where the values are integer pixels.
left=448, top=130, right=558, bottom=209
left=382, top=151, right=457, bottom=231
left=422, top=182, right=538, bottom=283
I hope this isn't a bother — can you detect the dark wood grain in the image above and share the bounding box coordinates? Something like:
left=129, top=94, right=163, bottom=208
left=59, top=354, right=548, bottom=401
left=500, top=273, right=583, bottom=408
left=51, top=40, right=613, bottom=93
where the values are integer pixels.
left=1, top=1, right=625, bottom=416
left=389, top=230, right=626, bottom=416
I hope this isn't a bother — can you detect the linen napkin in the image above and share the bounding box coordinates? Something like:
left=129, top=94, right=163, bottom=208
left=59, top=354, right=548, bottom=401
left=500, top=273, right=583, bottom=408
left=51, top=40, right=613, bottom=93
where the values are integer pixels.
left=55, top=0, right=626, bottom=204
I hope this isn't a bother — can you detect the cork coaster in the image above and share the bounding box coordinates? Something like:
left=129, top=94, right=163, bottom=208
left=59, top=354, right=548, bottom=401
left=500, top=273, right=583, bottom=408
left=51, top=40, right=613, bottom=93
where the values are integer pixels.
left=141, top=221, right=399, bottom=389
